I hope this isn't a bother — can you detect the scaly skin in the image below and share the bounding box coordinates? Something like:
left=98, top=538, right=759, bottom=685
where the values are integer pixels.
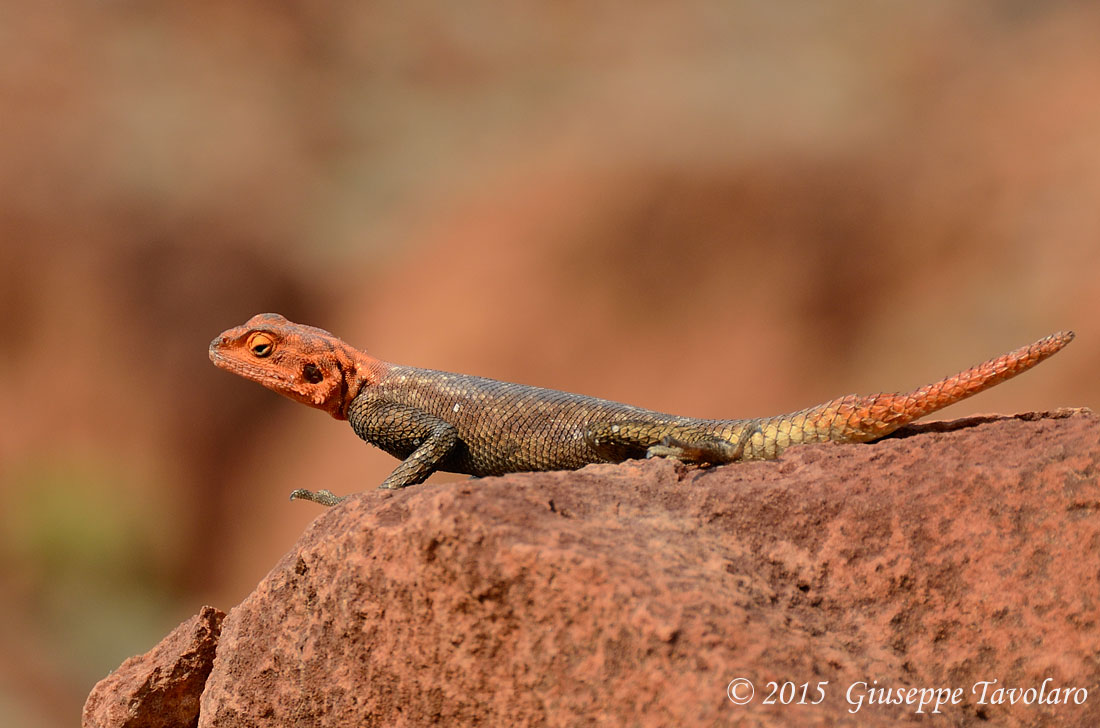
left=209, top=314, right=1074, bottom=506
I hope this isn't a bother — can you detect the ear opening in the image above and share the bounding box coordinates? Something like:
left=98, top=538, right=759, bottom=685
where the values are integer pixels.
left=303, top=363, right=324, bottom=383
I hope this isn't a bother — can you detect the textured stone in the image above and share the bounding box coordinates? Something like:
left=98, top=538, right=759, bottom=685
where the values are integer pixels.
left=83, top=605, right=224, bottom=728
left=84, top=411, right=1100, bottom=726
left=186, top=409, right=1100, bottom=727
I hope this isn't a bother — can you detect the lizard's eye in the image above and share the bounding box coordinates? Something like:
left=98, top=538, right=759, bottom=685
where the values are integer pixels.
left=303, top=363, right=324, bottom=383
left=248, top=333, right=274, bottom=358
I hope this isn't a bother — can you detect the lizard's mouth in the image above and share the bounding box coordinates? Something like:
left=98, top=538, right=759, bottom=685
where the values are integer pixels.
left=208, top=343, right=302, bottom=397
left=208, top=340, right=347, bottom=418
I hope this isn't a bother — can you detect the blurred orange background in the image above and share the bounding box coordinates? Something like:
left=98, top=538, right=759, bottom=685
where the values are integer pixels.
left=2, top=4, right=1098, bottom=726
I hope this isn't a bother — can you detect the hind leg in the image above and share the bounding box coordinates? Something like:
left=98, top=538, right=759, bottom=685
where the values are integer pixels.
left=645, top=425, right=759, bottom=464
left=585, top=421, right=758, bottom=465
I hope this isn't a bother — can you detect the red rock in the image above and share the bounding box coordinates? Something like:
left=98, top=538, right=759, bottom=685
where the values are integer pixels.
left=83, top=605, right=224, bottom=728
left=90, top=411, right=1100, bottom=726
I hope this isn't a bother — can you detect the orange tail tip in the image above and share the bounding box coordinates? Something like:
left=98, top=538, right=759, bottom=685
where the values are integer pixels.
left=862, top=330, right=1074, bottom=433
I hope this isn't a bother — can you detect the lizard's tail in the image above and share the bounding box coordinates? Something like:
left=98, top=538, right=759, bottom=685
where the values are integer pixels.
left=744, top=330, right=1074, bottom=459
left=824, top=329, right=1074, bottom=442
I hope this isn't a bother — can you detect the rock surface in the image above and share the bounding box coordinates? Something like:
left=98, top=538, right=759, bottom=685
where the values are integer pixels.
left=89, top=411, right=1100, bottom=727
left=83, top=605, right=224, bottom=728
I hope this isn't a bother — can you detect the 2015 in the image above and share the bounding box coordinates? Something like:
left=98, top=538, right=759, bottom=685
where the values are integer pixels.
left=763, top=681, right=829, bottom=705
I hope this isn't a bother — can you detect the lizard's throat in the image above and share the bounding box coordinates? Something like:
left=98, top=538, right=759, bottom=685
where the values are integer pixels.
left=209, top=350, right=342, bottom=416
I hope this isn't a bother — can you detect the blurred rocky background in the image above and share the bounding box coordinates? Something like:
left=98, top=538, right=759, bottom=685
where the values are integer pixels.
left=1, top=3, right=1097, bottom=726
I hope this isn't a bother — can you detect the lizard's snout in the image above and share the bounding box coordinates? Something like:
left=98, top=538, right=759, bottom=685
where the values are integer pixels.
left=209, top=335, right=228, bottom=360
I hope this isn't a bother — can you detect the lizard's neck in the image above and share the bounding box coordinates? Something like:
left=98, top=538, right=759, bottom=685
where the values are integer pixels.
left=342, top=353, right=389, bottom=416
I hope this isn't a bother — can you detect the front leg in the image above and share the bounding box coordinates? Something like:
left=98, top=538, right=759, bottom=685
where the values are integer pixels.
left=290, top=400, right=458, bottom=506
left=375, top=420, right=458, bottom=489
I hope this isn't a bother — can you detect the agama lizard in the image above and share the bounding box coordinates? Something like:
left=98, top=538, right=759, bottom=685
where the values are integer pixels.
left=209, top=314, right=1074, bottom=506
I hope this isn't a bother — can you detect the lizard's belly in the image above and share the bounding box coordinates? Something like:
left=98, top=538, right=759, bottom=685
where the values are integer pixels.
left=450, top=416, right=598, bottom=475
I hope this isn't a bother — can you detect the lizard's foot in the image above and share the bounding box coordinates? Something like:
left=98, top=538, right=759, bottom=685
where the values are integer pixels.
left=586, top=421, right=760, bottom=465
left=289, top=488, right=347, bottom=507
left=646, top=425, right=760, bottom=465
left=646, top=438, right=736, bottom=464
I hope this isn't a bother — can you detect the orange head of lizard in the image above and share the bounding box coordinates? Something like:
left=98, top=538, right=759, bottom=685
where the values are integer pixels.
left=209, top=313, right=377, bottom=420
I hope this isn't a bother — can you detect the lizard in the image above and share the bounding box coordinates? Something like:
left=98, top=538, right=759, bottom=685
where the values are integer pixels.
left=209, top=313, right=1074, bottom=506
